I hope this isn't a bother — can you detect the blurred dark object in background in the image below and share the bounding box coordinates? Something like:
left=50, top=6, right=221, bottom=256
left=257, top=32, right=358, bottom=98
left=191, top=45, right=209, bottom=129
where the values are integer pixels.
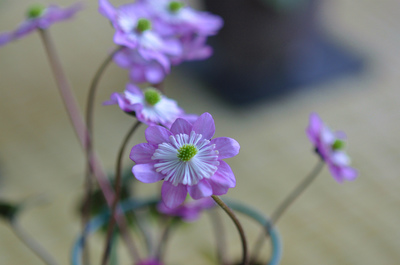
left=185, top=0, right=364, bottom=105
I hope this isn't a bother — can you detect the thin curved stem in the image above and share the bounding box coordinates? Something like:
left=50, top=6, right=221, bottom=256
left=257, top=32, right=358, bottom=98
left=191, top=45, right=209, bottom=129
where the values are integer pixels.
left=11, top=220, right=59, bottom=265
left=155, top=218, right=176, bottom=261
left=101, top=121, right=142, bottom=265
left=81, top=46, right=122, bottom=264
left=250, top=159, right=324, bottom=262
left=82, top=45, right=122, bottom=226
left=85, top=46, right=122, bottom=141
left=208, top=210, right=228, bottom=265
left=211, top=195, right=248, bottom=265
left=270, top=159, right=324, bottom=224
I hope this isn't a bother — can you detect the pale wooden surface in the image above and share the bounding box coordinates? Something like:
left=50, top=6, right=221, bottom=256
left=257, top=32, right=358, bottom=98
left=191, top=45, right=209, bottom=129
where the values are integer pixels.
left=1, top=0, right=400, bottom=264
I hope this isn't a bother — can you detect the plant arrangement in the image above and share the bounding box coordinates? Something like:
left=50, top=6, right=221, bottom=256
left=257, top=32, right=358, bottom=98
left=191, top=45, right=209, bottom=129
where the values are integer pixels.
left=0, top=1, right=358, bottom=265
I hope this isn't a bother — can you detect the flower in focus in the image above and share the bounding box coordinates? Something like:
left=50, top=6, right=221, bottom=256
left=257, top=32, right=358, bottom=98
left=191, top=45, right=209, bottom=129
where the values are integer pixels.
left=157, top=197, right=215, bottom=222
left=130, top=113, right=240, bottom=208
left=0, top=3, right=82, bottom=47
left=306, top=112, right=358, bottom=183
left=103, top=83, right=185, bottom=127
left=136, top=258, right=163, bottom=265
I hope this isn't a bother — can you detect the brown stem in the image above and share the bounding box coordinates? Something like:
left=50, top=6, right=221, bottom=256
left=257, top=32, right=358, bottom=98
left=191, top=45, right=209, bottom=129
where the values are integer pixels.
left=208, top=210, right=228, bottom=265
left=212, top=195, right=248, bottom=265
left=101, top=121, right=142, bottom=265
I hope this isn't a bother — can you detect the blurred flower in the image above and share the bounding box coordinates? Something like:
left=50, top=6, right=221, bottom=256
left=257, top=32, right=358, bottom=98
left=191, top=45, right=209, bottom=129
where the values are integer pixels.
left=142, top=0, right=223, bottom=64
left=103, top=83, right=185, bottom=128
left=130, top=113, right=240, bottom=208
left=99, top=0, right=181, bottom=67
left=113, top=47, right=168, bottom=84
left=142, top=0, right=223, bottom=37
left=306, top=112, right=358, bottom=183
left=137, top=258, right=163, bottom=265
left=157, top=197, right=215, bottom=222
left=0, top=3, right=82, bottom=47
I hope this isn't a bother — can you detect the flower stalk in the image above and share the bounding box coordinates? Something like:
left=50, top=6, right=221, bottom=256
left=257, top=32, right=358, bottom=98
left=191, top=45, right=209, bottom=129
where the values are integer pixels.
left=101, top=121, right=142, bottom=265
left=11, top=220, right=59, bottom=265
left=211, top=195, right=248, bottom=265
left=250, top=159, right=324, bottom=262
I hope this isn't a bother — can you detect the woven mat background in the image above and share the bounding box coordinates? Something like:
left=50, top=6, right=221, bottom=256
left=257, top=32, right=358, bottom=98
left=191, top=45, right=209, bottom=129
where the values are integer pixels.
left=1, top=0, right=400, bottom=264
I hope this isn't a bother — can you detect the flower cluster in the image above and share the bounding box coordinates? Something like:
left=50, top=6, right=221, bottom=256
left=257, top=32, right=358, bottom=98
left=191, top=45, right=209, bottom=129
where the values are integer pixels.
left=99, top=0, right=223, bottom=84
left=0, top=2, right=361, bottom=264
left=307, top=113, right=358, bottom=183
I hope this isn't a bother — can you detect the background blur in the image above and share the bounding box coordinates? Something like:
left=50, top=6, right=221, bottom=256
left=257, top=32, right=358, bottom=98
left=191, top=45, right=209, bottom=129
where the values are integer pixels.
left=1, top=0, right=400, bottom=264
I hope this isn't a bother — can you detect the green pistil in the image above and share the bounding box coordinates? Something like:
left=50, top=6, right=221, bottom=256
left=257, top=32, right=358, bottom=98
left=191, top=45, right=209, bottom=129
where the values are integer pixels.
left=27, top=4, right=46, bottom=19
left=136, top=18, right=152, bottom=32
left=144, top=88, right=162, bottom=106
left=169, top=1, right=184, bottom=12
left=332, top=139, right=345, bottom=150
left=177, top=144, right=198, bottom=162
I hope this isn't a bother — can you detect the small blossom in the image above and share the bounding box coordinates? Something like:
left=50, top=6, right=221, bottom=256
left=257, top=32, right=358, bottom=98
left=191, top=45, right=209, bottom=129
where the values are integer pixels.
left=130, top=113, right=240, bottom=208
left=157, top=197, right=215, bottom=222
left=0, top=3, right=82, bottom=47
left=103, top=83, right=185, bottom=128
left=306, top=112, right=358, bottom=183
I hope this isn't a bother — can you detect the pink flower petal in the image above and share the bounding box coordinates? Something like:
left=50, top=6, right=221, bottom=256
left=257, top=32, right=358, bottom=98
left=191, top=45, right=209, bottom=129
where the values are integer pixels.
left=192, top=112, right=215, bottom=140
left=187, top=179, right=213, bottom=199
left=208, top=161, right=236, bottom=195
left=145, top=126, right=173, bottom=145
left=99, top=0, right=117, bottom=21
left=161, top=182, right=187, bottom=208
left=130, top=143, right=157, bottom=164
left=170, top=118, right=193, bottom=135
left=211, top=137, right=240, bottom=159
left=132, top=164, right=164, bottom=183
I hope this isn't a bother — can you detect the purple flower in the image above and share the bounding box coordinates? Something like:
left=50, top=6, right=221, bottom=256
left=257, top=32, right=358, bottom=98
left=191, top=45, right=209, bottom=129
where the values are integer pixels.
left=136, top=258, right=163, bottom=265
left=103, top=83, right=185, bottom=127
left=130, top=113, right=240, bottom=208
left=99, top=0, right=181, bottom=65
left=157, top=197, right=215, bottom=222
left=307, top=112, right=358, bottom=183
left=113, top=47, right=168, bottom=84
left=0, top=3, right=82, bottom=47
left=141, top=0, right=223, bottom=64
left=142, top=0, right=223, bottom=37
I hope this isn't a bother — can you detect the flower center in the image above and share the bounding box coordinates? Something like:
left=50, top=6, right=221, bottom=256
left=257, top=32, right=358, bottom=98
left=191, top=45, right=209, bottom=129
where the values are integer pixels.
left=332, top=139, right=345, bottom=150
left=27, top=4, right=46, bottom=19
left=144, top=88, right=162, bottom=106
left=136, top=18, right=152, bottom=32
left=152, top=131, right=220, bottom=186
left=177, top=144, right=198, bottom=162
left=169, top=1, right=184, bottom=12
